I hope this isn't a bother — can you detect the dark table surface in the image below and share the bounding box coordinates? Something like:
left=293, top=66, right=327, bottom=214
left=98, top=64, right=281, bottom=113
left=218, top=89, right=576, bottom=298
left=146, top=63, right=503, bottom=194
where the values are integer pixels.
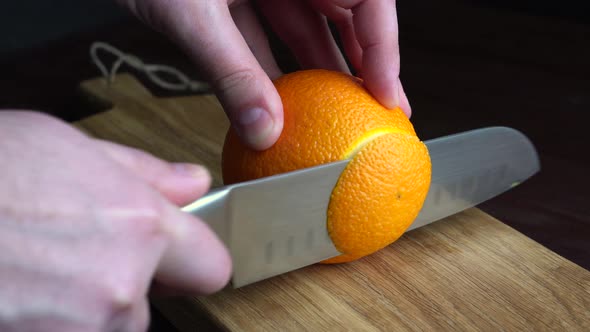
left=1, top=1, right=589, bottom=331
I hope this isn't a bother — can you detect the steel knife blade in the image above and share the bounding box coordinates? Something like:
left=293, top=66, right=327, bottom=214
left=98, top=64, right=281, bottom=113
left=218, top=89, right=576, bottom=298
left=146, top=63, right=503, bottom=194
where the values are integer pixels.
left=182, top=126, right=540, bottom=287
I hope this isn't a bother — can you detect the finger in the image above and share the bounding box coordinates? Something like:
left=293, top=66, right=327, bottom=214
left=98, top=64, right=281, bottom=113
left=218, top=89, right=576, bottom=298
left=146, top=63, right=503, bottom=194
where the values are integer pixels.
left=95, top=140, right=211, bottom=206
left=156, top=207, right=232, bottom=295
left=324, top=0, right=401, bottom=109
left=258, top=0, right=349, bottom=73
left=308, top=3, right=362, bottom=73
left=334, top=12, right=363, bottom=73
left=157, top=2, right=283, bottom=150
left=122, top=298, right=150, bottom=332
left=231, top=2, right=282, bottom=79
left=99, top=280, right=151, bottom=332
left=398, top=79, right=412, bottom=117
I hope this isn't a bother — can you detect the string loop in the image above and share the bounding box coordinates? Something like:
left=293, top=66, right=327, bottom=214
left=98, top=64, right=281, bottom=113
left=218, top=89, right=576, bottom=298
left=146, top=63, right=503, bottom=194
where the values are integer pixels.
left=89, top=41, right=210, bottom=93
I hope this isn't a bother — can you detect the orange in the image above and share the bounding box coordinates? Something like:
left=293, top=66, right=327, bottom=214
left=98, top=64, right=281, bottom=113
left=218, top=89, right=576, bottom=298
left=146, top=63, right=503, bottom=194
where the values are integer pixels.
left=222, top=69, right=431, bottom=263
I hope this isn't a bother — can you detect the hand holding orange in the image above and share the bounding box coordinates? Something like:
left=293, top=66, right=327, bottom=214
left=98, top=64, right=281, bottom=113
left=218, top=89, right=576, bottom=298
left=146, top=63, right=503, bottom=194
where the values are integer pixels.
left=222, top=69, right=431, bottom=263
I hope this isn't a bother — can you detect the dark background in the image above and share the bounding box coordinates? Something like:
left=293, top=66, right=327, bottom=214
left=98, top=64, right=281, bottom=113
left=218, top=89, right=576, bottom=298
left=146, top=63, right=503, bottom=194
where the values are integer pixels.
left=1, top=1, right=589, bottom=331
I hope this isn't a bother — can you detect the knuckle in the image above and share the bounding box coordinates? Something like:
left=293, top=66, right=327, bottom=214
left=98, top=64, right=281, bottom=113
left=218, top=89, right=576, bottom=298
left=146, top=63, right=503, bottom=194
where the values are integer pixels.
left=126, top=148, right=160, bottom=174
left=214, top=68, right=258, bottom=94
left=99, top=279, right=142, bottom=315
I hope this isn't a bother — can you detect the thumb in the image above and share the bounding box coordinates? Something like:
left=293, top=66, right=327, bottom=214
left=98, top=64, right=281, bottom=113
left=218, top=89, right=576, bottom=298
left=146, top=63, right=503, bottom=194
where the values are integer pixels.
left=189, top=4, right=284, bottom=150
left=142, top=2, right=284, bottom=150
left=95, top=140, right=211, bottom=206
left=213, top=66, right=284, bottom=151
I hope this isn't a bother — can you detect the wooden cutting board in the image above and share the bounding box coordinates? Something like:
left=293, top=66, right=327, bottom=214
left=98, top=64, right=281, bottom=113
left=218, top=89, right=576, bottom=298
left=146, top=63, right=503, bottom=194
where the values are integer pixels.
left=75, top=74, right=590, bottom=331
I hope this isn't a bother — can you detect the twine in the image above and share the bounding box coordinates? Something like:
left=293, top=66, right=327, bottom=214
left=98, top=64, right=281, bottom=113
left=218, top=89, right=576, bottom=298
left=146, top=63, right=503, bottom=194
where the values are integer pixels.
left=89, top=41, right=210, bottom=93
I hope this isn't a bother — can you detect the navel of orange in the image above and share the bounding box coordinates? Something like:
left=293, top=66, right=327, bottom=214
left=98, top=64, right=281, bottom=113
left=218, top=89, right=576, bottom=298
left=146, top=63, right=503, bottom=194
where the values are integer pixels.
left=222, top=69, right=431, bottom=263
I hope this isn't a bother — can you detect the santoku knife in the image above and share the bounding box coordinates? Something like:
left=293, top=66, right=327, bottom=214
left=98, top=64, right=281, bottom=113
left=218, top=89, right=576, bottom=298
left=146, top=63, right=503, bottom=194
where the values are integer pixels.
left=182, top=126, right=540, bottom=288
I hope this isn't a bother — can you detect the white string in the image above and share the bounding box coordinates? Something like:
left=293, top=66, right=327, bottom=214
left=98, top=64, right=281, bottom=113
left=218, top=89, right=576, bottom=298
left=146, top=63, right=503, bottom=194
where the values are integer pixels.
left=89, top=41, right=210, bottom=93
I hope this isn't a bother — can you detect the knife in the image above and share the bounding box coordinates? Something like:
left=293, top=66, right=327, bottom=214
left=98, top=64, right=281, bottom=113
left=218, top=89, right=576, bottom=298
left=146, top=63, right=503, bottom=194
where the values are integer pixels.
left=182, top=126, right=540, bottom=288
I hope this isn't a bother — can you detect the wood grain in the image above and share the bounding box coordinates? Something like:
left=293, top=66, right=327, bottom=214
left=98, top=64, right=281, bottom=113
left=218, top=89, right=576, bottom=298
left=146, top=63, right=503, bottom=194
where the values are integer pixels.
left=75, top=74, right=590, bottom=331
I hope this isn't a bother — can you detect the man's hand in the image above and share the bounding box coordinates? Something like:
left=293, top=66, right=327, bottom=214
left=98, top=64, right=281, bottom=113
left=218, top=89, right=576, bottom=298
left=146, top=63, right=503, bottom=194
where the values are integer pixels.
left=0, top=111, right=231, bottom=331
left=117, top=0, right=411, bottom=150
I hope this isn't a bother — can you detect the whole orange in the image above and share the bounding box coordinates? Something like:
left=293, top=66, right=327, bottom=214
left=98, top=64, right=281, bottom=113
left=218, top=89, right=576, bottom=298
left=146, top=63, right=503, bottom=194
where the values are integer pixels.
left=222, top=69, right=431, bottom=263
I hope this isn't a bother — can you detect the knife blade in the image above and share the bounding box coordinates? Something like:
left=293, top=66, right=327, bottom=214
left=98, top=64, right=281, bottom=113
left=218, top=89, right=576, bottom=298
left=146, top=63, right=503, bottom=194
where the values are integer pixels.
left=182, top=126, right=540, bottom=287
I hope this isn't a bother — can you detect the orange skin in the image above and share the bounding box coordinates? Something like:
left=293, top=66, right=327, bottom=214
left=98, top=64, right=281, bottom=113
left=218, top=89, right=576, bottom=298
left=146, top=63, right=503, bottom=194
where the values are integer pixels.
left=223, top=70, right=431, bottom=263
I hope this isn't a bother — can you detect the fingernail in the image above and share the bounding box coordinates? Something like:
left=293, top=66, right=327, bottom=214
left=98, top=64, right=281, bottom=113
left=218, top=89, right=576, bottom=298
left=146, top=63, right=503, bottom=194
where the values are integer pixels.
left=234, top=107, right=274, bottom=149
left=173, top=163, right=209, bottom=178
left=239, top=107, right=263, bottom=125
